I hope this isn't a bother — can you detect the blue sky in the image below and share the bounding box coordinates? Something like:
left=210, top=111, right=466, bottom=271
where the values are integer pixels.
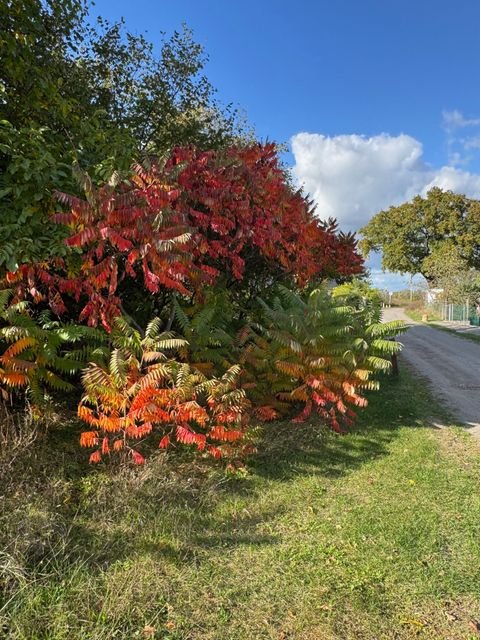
left=92, top=0, right=480, bottom=290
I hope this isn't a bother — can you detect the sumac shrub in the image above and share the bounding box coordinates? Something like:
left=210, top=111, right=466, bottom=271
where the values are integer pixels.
left=78, top=317, right=251, bottom=464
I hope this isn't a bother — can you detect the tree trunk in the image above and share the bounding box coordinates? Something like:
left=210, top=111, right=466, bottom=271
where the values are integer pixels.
left=391, top=353, right=399, bottom=376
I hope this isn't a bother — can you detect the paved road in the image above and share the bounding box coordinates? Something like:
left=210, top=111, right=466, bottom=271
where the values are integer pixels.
left=383, top=307, right=480, bottom=437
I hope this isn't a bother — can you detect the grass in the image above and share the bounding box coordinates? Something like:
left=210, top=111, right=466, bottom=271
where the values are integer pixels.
left=404, top=308, right=480, bottom=345
left=403, top=308, right=442, bottom=323
left=1, top=371, right=480, bottom=639
left=427, top=323, right=480, bottom=345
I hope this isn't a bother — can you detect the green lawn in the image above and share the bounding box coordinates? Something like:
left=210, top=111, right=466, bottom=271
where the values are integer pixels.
left=428, top=323, right=480, bottom=346
left=1, top=370, right=480, bottom=639
left=403, top=308, right=442, bottom=323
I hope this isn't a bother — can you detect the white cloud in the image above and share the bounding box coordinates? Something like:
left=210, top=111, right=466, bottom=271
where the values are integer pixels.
left=423, top=165, right=480, bottom=195
left=291, top=131, right=480, bottom=233
left=442, top=109, right=480, bottom=131
left=290, top=127, right=480, bottom=291
left=463, top=136, right=480, bottom=150
left=442, top=110, right=480, bottom=165
left=366, top=254, right=426, bottom=293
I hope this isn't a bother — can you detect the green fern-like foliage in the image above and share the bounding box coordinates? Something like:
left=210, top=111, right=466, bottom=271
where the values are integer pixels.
left=172, top=290, right=247, bottom=374
left=82, top=314, right=187, bottom=401
left=78, top=315, right=251, bottom=464
left=0, top=290, right=106, bottom=404
left=332, top=278, right=384, bottom=324
left=245, top=285, right=405, bottom=430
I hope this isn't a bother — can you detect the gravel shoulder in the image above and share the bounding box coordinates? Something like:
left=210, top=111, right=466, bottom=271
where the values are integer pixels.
left=383, top=307, right=480, bottom=437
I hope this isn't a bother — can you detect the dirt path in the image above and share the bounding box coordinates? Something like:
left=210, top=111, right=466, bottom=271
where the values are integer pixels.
left=383, top=307, right=480, bottom=437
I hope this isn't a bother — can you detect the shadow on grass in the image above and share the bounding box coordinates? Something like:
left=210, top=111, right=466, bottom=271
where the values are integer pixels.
left=1, top=368, right=440, bottom=591
left=250, top=370, right=433, bottom=483
left=75, top=371, right=435, bottom=561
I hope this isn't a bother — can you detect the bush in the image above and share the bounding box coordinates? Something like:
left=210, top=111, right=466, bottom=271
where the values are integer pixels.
left=78, top=317, right=251, bottom=464
left=0, top=141, right=404, bottom=467
left=244, top=286, right=404, bottom=431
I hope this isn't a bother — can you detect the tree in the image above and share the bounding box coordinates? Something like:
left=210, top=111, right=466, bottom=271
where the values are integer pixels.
left=6, top=144, right=363, bottom=331
left=0, top=1, right=400, bottom=468
left=360, top=188, right=480, bottom=281
left=0, top=0, right=245, bottom=270
left=422, top=242, right=480, bottom=303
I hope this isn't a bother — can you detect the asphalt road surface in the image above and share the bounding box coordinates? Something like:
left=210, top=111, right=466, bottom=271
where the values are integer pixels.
left=383, top=307, right=480, bottom=437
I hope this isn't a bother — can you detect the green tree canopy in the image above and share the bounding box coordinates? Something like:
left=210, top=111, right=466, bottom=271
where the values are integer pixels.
left=359, top=187, right=480, bottom=281
left=0, top=0, right=246, bottom=270
left=422, top=241, right=480, bottom=302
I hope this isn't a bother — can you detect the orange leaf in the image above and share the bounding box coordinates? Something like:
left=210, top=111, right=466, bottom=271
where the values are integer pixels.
left=132, top=450, right=145, bottom=465
left=101, top=437, right=110, bottom=455
left=80, top=431, right=99, bottom=447
left=159, top=435, right=170, bottom=449
left=89, top=450, right=102, bottom=464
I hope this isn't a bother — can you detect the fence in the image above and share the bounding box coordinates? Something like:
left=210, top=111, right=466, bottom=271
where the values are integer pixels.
left=429, top=300, right=480, bottom=325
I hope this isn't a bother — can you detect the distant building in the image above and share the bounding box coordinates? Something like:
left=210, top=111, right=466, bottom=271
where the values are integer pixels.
left=426, top=288, right=443, bottom=304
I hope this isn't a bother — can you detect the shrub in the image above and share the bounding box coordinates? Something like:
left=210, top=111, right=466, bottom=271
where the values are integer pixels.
left=78, top=317, right=251, bottom=463
left=0, top=289, right=105, bottom=404
left=244, top=286, right=404, bottom=431
left=5, top=145, right=363, bottom=331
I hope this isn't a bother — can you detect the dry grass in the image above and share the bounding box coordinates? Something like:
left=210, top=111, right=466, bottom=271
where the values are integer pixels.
left=1, top=372, right=480, bottom=639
